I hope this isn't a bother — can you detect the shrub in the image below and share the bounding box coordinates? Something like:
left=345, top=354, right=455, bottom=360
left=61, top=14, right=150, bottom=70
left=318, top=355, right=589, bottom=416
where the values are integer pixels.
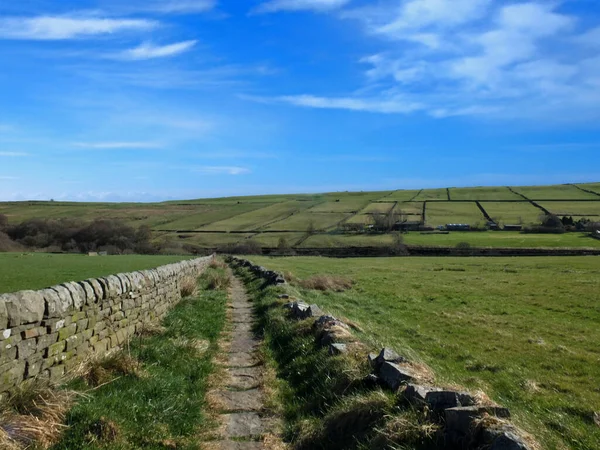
left=217, top=239, right=263, bottom=255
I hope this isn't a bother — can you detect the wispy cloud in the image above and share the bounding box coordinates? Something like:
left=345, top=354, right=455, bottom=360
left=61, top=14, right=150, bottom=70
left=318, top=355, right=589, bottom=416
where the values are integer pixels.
left=0, top=14, right=157, bottom=40
left=112, top=40, right=198, bottom=60
left=266, top=1, right=600, bottom=121
left=0, top=151, right=29, bottom=157
left=254, top=0, right=350, bottom=14
left=119, top=0, right=217, bottom=14
left=73, top=141, right=163, bottom=149
left=192, top=166, right=251, bottom=175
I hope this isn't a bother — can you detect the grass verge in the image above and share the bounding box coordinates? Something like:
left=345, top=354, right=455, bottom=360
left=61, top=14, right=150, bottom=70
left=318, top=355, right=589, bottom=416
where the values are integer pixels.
left=43, top=270, right=227, bottom=450
left=234, top=266, right=439, bottom=450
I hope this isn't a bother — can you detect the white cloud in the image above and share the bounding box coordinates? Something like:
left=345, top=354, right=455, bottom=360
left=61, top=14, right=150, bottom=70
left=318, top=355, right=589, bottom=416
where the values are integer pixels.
left=136, top=0, right=216, bottom=14
left=255, top=0, right=350, bottom=14
left=0, top=14, right=157, bottom=40
left=73, top=141, right=163, bottom=149
left=192, top=166, right=251, bottom=175
left=0, top=151, right=29, bottom=157
left=278, top=94, right=423, bottom=113
left=114, top=40, right=198, bottom=60
left=268, top=1, right=600, bottom=121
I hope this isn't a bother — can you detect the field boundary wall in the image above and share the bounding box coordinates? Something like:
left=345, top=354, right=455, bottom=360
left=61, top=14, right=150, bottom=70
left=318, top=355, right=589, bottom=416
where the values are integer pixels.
left=0, top=255, right=213, bottom=393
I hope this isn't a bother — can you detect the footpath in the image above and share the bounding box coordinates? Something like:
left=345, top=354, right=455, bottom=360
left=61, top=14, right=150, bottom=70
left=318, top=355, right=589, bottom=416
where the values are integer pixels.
left=204, top=274, right=271, bottom=450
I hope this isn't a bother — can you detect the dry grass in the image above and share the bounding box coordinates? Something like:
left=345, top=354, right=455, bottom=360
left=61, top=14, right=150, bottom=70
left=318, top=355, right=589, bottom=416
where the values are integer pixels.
left=205, top=270, right=231, bottom=290
left=298, top=275, right=353, bottom=292
left=0, top=383, right=76, bottom=449
left=82, top=352, right=142, bottom=387
left=85, top=417, right=120, bottom=444
left=372, top=412, right=439, bottom=448
left=179, top=276, right=198, bottom=298
left=209, top=258, right=229, bottom=270
left=135, top=321, right=167, bottom=338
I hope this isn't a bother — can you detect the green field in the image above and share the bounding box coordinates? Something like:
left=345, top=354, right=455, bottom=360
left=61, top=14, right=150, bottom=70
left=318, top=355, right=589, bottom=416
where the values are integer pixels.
left=449, top=186, right=522, bottom=201
left=249, top=255, right=600, bottom=450
left=425, top=201, right=484, bottom=226
left=538, top=201, right=600, bottom=218
left=0, top=253, right=190, bottom=293
left=481, top=202, right=544, bottom=225
left=1, top=182, right=599, bottom=250
left=300, top=231, right=600, bottom=248
left=513, top=184, right=599, bottom=200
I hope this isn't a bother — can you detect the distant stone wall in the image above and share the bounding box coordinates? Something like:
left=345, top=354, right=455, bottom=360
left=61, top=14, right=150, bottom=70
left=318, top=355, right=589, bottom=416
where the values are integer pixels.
left=0, top=255, right=213, bottom=393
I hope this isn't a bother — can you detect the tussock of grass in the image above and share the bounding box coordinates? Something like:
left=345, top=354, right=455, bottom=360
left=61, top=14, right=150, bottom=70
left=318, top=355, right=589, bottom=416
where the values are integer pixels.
left=0, top=382, right=76, bottom=449
left=298, top=275, right=353, bottom=292
left=83, top=353, right=142, bottom=388
left=179, top=276, right=198, bottom=298
left=201, top=266, right=232, bottom=291
left=209, top=258, right=229, bottom=270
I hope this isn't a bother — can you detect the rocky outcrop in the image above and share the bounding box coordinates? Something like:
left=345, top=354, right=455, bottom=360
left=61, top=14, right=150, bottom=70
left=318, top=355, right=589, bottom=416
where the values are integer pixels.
left=0, top=256, right=213, bottom=393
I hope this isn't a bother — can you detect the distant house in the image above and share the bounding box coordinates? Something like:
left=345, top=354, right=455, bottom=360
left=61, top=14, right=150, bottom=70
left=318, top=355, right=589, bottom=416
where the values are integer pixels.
left=593, top=230, right=600, bottom=240
left=503, top=224, right=523, bottom=231
left=88, top=252, right=98, bottom=257
left=446, top=223, right=471, bottom=231
left=487, top=221, right=499, bottom=230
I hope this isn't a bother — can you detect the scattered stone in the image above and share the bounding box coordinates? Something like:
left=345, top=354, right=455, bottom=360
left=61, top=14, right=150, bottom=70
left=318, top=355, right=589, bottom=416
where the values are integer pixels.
left=482, top=426, right=531, bottom=450
left=379, top=361, right=417, bottom=391
left=368, top=353, right=378, bottom=369
left=328, top=343, right=347, bottom=355
left=404, top=384, right=438, bottom=403
left=278, top=294, right=290, bottom=300
left=374, top=347, right=406, bottom=370
left=425, top=390, right=461, bottom=410
left=445, top=406, right=511, bottom=437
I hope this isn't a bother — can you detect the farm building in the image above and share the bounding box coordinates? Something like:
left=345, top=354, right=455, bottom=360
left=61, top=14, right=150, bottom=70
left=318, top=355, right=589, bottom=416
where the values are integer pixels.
left=446, top=223, right=471, bottom=231
left=393, top=220, right=422, bottom=231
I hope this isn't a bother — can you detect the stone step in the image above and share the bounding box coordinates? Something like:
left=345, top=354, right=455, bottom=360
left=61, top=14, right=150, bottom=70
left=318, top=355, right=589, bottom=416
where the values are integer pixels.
left=213, top=389, right=264, bottom=412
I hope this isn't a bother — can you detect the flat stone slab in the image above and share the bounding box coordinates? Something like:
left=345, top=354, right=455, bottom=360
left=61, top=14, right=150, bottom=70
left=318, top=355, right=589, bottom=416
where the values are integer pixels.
left=228, top=367, right=262, bottom=390
left=231, top=315, right=255, bottom=324
left=214, top=389, right=263, bottom=412
left=223, top=412, right=263, bottom=438
left=230, top=336, right=260, bottom=353
left=228, top=352, right=258, bottom=368
left=207, top=442, right=263, bottom=450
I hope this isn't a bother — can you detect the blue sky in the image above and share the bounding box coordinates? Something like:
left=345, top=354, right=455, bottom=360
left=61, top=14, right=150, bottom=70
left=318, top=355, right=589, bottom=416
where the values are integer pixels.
left=1, top=0, right=600, bottom=201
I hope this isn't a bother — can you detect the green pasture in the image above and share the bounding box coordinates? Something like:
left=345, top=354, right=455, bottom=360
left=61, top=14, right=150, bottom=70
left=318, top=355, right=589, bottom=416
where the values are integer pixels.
left=425, top=201, right=485, bottom=226
left=0, top=253, right=190, bottom=294
left=577, top=183, right=600, bottom=195
left=413, top=188, right=448, bottom=201
left=538, top=201, right=600, bottom=218
left=359, top=202, right=396, bottom=214
left=449, top=186, right=522, bottom=201
left=480, top=202, right=544, bottom=225
left=513, top=185, right=598, bottom=200
left=300, top=231, right=600, bottom=248
left=250, top=255, right=600, bottom=450
left=264, top=212, right=349, bottom=231
left=385, top=189, right=422, bottom=202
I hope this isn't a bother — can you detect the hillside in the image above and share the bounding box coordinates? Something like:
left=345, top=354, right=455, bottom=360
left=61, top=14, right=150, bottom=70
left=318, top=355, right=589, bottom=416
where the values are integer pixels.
left=1, top=182, right=600, bottom=251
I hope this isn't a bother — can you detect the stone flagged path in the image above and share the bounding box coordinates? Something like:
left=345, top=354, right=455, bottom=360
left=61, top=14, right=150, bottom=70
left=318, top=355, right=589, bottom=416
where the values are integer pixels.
left=204, top=275, right=268, bottom=449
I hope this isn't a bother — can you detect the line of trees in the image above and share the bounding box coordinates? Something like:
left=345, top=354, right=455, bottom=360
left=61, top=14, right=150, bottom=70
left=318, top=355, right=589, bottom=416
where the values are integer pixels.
left=0, top=214, right=155, bottom=254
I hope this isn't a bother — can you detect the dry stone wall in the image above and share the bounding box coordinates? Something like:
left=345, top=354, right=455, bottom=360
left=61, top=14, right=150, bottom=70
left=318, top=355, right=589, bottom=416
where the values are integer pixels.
left=0, top=255, right=213, bottom=393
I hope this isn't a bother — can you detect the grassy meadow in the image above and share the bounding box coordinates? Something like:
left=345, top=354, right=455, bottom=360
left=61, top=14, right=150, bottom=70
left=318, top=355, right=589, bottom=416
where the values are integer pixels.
left=1, top=182, right=600, bottom=250
left=249, top=255, right=600, bottom=450
left=0, top=253, right=191, bottom=294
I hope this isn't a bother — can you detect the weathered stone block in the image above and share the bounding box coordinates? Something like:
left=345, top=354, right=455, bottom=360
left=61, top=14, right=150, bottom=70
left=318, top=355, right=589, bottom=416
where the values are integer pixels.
left=37, top=332, right=58, bottom=352
left=374, top=348, right=406, bottom=370
left=17, top=338, right=37, bottom=360
left=76, top=319, right=89, bottom=332
left=0, top=295, right=8, bottom=329
left=62, top=282, right=86, bottom=310
left=46, top=341, right=66, bottom=358
left=4, top=291, right=44, bottom=326
left=0, top=345, right=17, bottom=364
left=46, top=286, right=74, bottom=317
left=76, top=280, right=96, bottom=305
left=58, top=323, right=77, bottom=341
left=379, top=362, right=417, bottom=391
left=26, top=359, right=42, bottom=378
left=425, top=391, right=461, bottom=410
left=21, top=326, right=46, bottom=340
left=65, top=335, right=80, bottom=351
left=0, top=361, right=25, bottom=387
left=445, top=406, right=511, bottom=437
left=328, top=343, right=347, bottom=355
